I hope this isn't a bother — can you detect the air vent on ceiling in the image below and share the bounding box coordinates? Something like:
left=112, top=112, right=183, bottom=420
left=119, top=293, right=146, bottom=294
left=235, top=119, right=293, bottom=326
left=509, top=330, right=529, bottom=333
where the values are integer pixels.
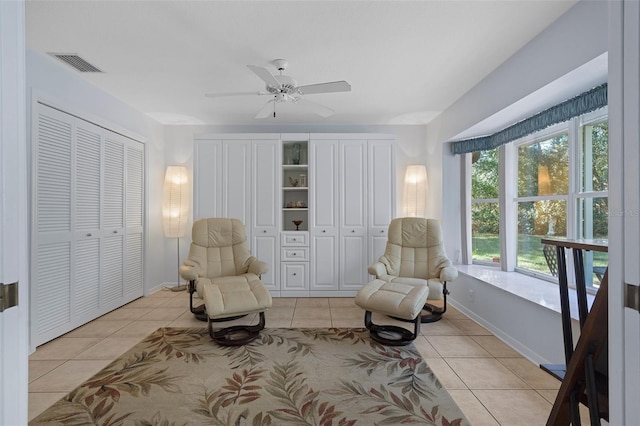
left=49, top=53, right=103, bottom=73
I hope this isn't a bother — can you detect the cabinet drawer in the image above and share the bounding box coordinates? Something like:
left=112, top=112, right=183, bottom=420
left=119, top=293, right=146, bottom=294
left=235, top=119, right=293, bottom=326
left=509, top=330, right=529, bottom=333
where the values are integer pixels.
left=281, top=262, right=308, bottom=291
left=281, top=247, right=309, bottom=261
left=281, top=232, right=308, bottom=246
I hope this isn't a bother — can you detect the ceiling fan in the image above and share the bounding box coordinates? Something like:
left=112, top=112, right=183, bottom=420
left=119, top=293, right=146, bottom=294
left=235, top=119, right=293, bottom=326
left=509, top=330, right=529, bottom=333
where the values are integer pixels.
left=205, top=59, right=351, bottom=119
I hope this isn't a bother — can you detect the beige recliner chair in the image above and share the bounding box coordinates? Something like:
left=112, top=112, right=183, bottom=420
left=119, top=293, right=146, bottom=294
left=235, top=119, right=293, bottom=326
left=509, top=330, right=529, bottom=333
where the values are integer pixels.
left=179, top=218, right=272, bottom=345
left=368, top=217, right=458, bottom=323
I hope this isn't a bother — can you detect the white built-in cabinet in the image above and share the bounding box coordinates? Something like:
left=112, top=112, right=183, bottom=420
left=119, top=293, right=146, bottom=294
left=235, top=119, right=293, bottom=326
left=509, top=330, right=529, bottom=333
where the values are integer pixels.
left=193, top=133, right=395, bottom=297
left=31, top=102, right=145, bottom=346
left=194, top=134, right=281, bottom=293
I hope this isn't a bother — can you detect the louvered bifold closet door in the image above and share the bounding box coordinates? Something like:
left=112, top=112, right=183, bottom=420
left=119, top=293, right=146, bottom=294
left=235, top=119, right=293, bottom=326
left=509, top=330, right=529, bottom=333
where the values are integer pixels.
left=102, top=134, right=125, bottom=310
left=125, top=143, right=144, bottom=300
left=74, top=120, right=102, bottom=320
left=33, top=105, right=73, bottom=344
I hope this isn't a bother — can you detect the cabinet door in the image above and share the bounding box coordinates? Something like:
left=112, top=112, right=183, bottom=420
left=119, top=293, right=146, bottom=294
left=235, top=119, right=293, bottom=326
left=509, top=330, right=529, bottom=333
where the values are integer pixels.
left=125, top=143, right=144, bottom=301
left=32, top=105, right=74, bottom=345
left=368, top=140, right=395, bottom=229
left=252, top=140, right=280, bottom=289
left=368, top=140, right=395, bottom=265
left=103, top=134, right=126, bottom=310
left=253, top=231, right=279, bottom=291
left=310, top=140, right=339, bottom=290
left=253, top=140, right=279, bottom=230
left=340, top=141, right=368, bottom=289
left=310, top=230, right=338, bottom=290
left=74, top=122, right=103, bottom=318
left=223, top=140, right=251, bottom=237
left=310, top=140, right=338, bottom=229
left=193, top=140, right=222, bottom=219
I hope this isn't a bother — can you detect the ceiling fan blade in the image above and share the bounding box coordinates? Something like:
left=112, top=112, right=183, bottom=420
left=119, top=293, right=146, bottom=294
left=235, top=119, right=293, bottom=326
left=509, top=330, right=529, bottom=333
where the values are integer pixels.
left=295, top=98, right=334, bottom=118
left=255, top=99, right=276, bottom=119
left=247, top=65, right=281, bottom=89
left=205, top=91, right=268, bottom=98
left=297, top=81, right=351, bottom=95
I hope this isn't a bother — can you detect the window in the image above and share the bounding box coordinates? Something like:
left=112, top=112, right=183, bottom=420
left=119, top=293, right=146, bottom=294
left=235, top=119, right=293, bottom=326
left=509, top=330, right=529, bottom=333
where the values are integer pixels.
left=516, top=132, right=569, bottom=274
left=577, top=119, right=609, bottom=290
left=465, top=110, right=608, bottom=293
left=471, top=148, right=499, bottom=264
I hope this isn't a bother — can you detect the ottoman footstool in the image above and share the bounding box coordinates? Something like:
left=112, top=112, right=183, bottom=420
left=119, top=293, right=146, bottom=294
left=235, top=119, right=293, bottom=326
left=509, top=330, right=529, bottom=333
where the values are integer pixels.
left=355, top=279, right=429, bottom=346
left=201, top=274, right=272, bottom=346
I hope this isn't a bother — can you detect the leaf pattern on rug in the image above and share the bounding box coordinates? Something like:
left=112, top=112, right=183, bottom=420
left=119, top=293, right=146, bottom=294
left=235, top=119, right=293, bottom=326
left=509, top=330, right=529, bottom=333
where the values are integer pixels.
left=142, top=327, right=221, bottom=363
left=31, top=327, right=469, bottom=426
left=133, top=411, right=189, bottom=426
left=259, top=329, right=315, bottom=356
left=192, top=384, right=273, bottom=425
left=81, top=350, right=181, bottom=402
left=224, top=342, right=269, bottom=369
left=265, top=360, right=357, bottom=425
left=300, top=327, right=369, bottom=345
left=335, top=381, right=464, bottom=426
left=30, top=388, right=133, bottom=425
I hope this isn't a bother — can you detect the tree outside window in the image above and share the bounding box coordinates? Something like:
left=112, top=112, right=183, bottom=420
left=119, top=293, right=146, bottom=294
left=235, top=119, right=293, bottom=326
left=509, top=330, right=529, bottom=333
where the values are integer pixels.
left=471, top=148, right=499, bottom=263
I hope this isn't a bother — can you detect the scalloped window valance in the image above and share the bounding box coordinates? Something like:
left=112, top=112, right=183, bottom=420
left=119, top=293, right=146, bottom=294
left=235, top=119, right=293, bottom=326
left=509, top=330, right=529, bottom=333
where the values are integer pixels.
left=450, top=83, right=607, bottom=155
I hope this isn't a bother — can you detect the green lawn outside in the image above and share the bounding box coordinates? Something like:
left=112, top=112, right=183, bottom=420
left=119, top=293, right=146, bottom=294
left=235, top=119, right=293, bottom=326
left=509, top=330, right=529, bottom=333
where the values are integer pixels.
left=472, top=233, right=608, bottom=287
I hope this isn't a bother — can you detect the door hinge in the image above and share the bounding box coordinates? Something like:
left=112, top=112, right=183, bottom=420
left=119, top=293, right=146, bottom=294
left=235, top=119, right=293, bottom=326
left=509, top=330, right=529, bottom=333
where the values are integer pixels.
left=0, top=281, right=19, bottom=313
left=625, top=283, right=640, bottom=313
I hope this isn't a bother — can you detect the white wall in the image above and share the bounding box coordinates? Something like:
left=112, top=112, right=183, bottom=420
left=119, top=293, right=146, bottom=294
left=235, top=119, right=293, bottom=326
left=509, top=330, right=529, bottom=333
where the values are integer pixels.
left=427, top=0, right=608, bottom=365
left=26, top=49, right=166, bottom=295
left=450, top=273, right=576, bottom=364
left=162, top=124, right=429, bottom=285
left=435, top=0, right=608, bottom=144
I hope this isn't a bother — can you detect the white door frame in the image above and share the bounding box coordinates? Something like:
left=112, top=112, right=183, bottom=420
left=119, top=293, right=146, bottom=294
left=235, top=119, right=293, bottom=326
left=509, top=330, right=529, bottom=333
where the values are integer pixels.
left=609, top=1, right=640, bottom=424
left=0, top=0, right=29, bottom=424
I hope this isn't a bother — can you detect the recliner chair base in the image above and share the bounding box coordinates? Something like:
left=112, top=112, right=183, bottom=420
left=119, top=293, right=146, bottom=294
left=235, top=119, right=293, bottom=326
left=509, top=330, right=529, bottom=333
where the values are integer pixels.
left=420, top=303, right=445, bottom=323
left=364, top=311, right=420, bottom=346
left=208, top=312, right=266, bottom=346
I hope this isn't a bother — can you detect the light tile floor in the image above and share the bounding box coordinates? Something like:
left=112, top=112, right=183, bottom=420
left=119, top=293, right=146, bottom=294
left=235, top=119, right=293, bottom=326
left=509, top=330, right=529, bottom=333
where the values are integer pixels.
left=28, top=290, right=588, bottom=424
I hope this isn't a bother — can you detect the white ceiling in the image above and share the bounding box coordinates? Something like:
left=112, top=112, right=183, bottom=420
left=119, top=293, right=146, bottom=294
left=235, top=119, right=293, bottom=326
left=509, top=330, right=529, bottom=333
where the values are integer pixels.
left=26, top=0, right=578, bottom=126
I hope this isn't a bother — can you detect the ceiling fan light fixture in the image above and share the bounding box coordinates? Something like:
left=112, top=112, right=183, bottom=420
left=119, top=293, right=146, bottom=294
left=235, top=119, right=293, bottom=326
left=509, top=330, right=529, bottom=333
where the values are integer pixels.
left=208, top=58, right=350, bottom=119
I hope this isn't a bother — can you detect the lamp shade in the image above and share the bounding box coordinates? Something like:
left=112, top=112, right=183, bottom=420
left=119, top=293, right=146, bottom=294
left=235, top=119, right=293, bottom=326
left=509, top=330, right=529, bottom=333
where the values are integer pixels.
left=162, top=166, right=190, bottom=238
left=404, top=165, right=428, bottom=217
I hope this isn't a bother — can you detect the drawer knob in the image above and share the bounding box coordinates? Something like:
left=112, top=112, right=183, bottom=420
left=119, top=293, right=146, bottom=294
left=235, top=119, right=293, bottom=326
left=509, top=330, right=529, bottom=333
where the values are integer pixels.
left=322, top=230, right=326, bottom=233
left=86, top=233, right=92, bottom=237
left=293, top=238, right=297, bottom=241
left=113, top=230, right=118, bottom=234
left=293, top=253, right=296, bottom=256
left=292, top=273, right=297, bottom=276
left=263, top=230, right=267, bottom=233
left=351, top=230, right=355, bottom=233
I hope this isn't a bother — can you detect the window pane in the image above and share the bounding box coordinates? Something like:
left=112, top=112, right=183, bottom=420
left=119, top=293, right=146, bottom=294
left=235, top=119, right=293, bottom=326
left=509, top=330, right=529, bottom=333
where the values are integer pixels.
left=518, top=134, right=569, bottom=197
left=578, top=197, right=608, bottom=239
left=471, top=148, right=498, bottom=199
left=578, top=196, right=609, bottom=291
left=517, top=200, right=567, bottom=273
left=581, top=121, right=608, bottom=192
left=472, top=202, right=500, bottom=263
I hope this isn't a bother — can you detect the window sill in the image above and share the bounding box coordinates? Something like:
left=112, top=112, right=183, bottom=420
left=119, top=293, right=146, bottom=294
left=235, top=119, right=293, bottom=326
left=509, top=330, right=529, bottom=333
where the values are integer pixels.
left=455, top=264, right=595, bottom=321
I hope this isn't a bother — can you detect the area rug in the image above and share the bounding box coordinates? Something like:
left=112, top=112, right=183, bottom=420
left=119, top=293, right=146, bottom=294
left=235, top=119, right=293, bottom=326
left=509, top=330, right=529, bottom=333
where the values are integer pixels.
left=31, top=327, right=469, bottom=425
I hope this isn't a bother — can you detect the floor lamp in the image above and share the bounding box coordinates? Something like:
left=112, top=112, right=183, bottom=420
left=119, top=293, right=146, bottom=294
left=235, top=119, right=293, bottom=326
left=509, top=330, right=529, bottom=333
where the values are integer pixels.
left=404, top=165, right=428, bottom=217
left=163, top=166, right=190, bottom=291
